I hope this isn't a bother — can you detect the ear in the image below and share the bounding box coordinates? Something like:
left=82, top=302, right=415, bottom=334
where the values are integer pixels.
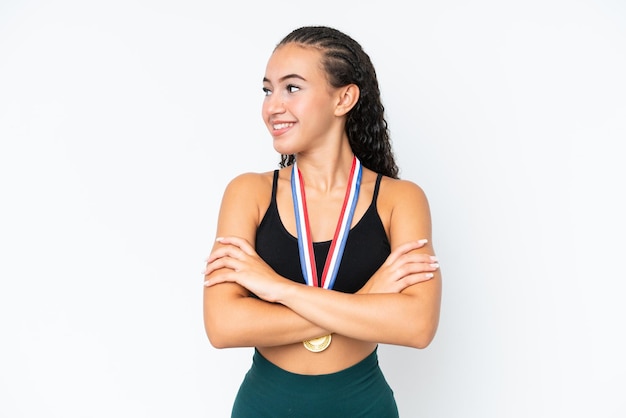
left=334, top=84, right=360, bottom=116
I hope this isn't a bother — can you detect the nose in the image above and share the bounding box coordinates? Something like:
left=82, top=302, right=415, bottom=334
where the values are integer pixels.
left=264, top=92, right=285, bottom=115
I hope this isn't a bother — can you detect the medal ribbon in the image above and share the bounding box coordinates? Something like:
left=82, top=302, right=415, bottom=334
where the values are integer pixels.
left=291, top=156, right=362, bottom=289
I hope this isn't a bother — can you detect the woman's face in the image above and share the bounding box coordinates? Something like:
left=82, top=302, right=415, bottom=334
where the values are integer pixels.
left=262, top=43, right=342, bottom=156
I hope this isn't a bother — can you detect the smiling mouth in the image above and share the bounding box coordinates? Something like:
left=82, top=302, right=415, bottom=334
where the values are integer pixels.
left=273, top=122, right=294, bottom=130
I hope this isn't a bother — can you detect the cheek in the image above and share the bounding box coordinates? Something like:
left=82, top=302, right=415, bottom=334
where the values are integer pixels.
left=301, top=99, right=334, bottom=127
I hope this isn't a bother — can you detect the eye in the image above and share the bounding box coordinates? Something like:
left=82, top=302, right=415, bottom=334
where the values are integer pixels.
left=286, top=84, right=300, bottom=93
left=262, top=87, right=272, bottom=96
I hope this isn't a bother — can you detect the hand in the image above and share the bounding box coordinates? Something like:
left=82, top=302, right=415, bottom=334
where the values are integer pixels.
left=203, top=236, right=292, bottom=303
left=359, top=239, right=439, bottom=294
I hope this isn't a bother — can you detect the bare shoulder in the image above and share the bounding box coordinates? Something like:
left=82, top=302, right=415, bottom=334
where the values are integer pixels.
left=223, top=170, right=274, bottom=194
left=217, top=170, right=276, bottom=236
left=379, top=176, right=430, bottom=211
left=378, top=176, right=433, bottom=248
left=221, top=171, right=276, bottom=207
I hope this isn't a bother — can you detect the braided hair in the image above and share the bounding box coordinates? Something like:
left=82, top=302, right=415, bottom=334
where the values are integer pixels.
left=275, top=26, right=399, bottom=179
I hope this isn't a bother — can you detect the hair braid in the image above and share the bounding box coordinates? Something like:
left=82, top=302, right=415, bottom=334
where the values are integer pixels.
left=276, top=26, right=399, bottom=178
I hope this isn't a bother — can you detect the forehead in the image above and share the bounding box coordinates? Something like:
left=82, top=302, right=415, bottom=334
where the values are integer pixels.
left=264, top=43, right=325, bottom=82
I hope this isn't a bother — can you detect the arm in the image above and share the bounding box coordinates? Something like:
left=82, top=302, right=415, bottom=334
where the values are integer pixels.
left=202, top=173, right=329, bottom=349
left=206, top=179, right=442, bottom=349
left=273, top=179, right=441, bottom=348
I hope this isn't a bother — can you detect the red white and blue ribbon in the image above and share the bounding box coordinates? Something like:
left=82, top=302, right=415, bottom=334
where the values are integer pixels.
left=291, top=156, right=362, bottom=289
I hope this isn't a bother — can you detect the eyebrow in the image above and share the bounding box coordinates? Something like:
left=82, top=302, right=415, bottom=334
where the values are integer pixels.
left=262, top=74, right=307, bottom=84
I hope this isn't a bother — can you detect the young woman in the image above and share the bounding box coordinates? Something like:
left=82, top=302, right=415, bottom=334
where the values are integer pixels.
left=203, top=26, right=442, bottom=417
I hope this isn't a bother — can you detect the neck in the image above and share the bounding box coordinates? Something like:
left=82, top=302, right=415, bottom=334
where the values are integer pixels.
left=293, top=144, right=356, bottom=193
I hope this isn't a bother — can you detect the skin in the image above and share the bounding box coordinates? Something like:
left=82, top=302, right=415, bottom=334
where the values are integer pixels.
left=203, top=43, right=442, bottom=375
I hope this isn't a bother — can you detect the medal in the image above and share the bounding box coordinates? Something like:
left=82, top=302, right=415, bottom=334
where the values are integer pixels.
left=302, top=334, right=332, bottom=352
left=291, top=156, right=362, bottom=352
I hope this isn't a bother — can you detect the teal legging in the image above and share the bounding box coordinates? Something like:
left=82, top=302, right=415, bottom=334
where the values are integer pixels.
left=231, top=347, right=399, bottom=418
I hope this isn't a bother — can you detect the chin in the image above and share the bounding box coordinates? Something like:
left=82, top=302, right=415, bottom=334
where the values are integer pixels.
left=272, top=140, right=298, bottom=156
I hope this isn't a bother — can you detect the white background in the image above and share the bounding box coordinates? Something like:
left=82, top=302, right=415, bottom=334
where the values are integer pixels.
left=1, top=0, right=625, bottom=417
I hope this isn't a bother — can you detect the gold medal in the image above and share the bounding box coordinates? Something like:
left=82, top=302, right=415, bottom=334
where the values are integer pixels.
left=292, top=158, right=361, bottom=355
left=303, top=334, right=332, bottom=352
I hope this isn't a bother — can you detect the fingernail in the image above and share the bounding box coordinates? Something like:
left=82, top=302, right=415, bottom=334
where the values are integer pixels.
left=418, top=239, right=428, bottom=245
left=216, top=237, right=224, bottom=242
left=203, top=280, right=211, bottom=286
left=430, top=256, right=438, bottom=262
left=425, top=273, right=434, bottom=278
left=430, top=263, right=439, bottom=268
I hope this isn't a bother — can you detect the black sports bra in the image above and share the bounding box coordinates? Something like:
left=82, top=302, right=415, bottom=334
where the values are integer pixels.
left=255, top=170, right=390, bottom=294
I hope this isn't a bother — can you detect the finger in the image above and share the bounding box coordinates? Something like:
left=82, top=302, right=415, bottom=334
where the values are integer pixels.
left=393, top=261, right=438, bottom=280
left=204, top=256, right=240, bottom=276
left=216, top=236, right=256, bottom=256
left=206, top=244, right=247, bottom=264
left=204, top=271, right=234, bottom=287
left=399, top=253, right=438, bottom=265
left=398, top=272, right=435, bottom=289
left=386, top=239, right=429, bottom=264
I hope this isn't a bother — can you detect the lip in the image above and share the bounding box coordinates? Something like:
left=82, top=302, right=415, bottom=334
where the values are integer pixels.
left=270, top=121, right=296, bottom=136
